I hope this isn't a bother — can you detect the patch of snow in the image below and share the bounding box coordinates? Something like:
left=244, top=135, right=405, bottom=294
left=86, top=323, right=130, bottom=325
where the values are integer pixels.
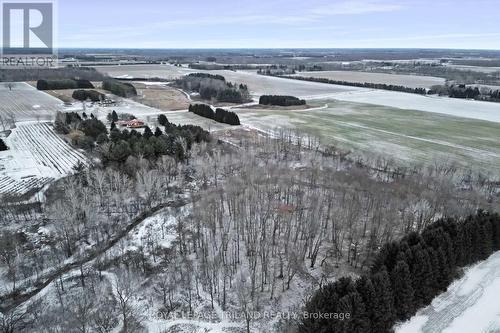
left=331, top=90, right=500, bottom=124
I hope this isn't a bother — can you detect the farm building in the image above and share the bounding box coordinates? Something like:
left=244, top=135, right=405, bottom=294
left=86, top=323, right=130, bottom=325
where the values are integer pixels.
left=117, top=119, right=145, bottom=128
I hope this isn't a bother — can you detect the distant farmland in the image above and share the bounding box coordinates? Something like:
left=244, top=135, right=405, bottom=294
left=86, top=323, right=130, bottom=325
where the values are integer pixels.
left=95, top=64, right=360, bottom=99
left=235, top=100, right=500, bottom=172
left=94, top=64, right=500, bottom=171
left=290, top=70, right=446, bottom=88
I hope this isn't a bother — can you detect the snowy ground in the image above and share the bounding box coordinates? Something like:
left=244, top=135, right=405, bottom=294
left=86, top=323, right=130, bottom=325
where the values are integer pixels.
left=396, top=251, right=500, bottom=333
left=0, top=82, right=63, bottom=122
left=0, top=122, right=86, bottom=197
left=96, top=64, right=500, bottom=124
left=95, top=64, right=360, bottom=99
left=236, top=100, right=500, bottom=172
left=330, top=90, right=500, bottom=124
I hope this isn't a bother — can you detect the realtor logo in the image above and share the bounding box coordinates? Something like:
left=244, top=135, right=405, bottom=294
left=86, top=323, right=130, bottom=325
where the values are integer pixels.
left=1, top=1, right=56, bottom=67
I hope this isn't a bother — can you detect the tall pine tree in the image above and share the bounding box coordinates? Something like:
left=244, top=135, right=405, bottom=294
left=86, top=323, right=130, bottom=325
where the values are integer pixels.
left=391, top=260, right=415, bottom=320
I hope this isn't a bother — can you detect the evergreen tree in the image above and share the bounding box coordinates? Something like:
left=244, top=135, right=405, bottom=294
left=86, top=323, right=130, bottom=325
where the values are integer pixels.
left=372, top=241, right=401, bottom=274
left=107, top=140, right=131, bottom=162
left=143, top=126, right=153, bottom=139
left=300, top=284, right=340, bottom=332
left=154, top=127, right=163, bottom=137
left=371, top=268, right=394, bottom=333
left=334, top=277, right=356, bottom=297
left=158, top=114, right=169, bottom=126
left=426, top=248, right=440, bottom=300
left=436, top=247, right=452, bottom=291
left=110, top=128, right=121, bottom=142
left=490, top=214, right=500, bottom=251
left=0, top=138, right=8, bottom=151
left=96, top=133, right=108, bottom=144
left=356, top=276, right=376, bottom=332
left=410, top=245, right=434, bottom=307
left=478, top=219, right=493, bottom=260
left=391, top=260, right=415, bottom=320
left=112, top=110, right=119, bottom=122
left=343, top=292, right=370, bottom=333
left=174, top=141, right=185, bottom=161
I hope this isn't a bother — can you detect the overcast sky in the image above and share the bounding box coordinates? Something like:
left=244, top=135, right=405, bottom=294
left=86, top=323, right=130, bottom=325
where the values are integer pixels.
left=54, top=0, right=499, bottom=49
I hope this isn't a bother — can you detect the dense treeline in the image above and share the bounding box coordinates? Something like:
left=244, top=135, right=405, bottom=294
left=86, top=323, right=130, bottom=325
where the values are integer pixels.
left=189, top=104, right=214, bottom=119
left=429, top=84, right=500, bottom=102
left=186, top=73, right=226, bottom=81
left=289, top=76, right=428, bottom=95
left=0, top=138, right=8, bottom=151
left=175, top=73, right=250, bottom=103
left=36, top=79, right=94, bottom=90
left=102, top=79, right=137, bottom=97
left=259, top=95, right=306, bottom=106
left=215, top=108, right=240, bottom=125
left=188, top=104, right=240, bottom=125
left=0, top=67, right=104, bottom=82
left=301, top=211, right=500, bottom=333
left=72, top=89, right=105, bottom=102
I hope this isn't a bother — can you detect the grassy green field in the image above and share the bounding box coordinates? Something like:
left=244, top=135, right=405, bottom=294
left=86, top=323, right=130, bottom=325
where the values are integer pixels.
left=236, top=100, right=500, bottom=172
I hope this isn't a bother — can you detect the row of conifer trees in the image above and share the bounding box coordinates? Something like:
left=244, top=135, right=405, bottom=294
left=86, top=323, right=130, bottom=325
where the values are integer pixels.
left=188, top=104, right=240, bottom=125
left=300, top=211, right=500, bottom=333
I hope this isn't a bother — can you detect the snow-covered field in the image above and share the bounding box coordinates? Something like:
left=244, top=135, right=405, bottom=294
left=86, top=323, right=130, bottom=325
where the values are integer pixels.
left=96, top=64, right=196, bottom=80
left=291, top=71, right=445, bottom=88
left=331, top=90, right=500, bottom=124
left=0, top=82, right=63, bottom=122
left=236, top=100, right=500, bottom=172
left=96, top=64, right=500, bottom=124
left=396, top=251, right=500, bottom=333
left=0, top=122, right=86, bottom=197
left=96, top=64, right=360, bottom=99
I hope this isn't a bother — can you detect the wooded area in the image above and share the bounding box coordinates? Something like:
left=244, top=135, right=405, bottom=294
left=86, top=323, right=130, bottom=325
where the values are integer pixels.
left=0, top=129, right=498, bottom=332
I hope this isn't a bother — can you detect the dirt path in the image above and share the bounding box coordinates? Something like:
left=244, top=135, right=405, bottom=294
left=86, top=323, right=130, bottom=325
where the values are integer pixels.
left=0, top=197, right=193, bottom=313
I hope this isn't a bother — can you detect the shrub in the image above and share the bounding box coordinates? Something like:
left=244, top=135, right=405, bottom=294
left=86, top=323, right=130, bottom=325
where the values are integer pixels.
left=102, top=79, right=137, bottom=97
left=81, top=118, right=108, bottom=139
left=158, top=114, right=169, bottom=126
left=0, top=138, right=8, bottom=151
left=215, top=108, right=240, bottom=125
left=259, top=95, right=306, bottom=106
left=189, top=104, right=215, bottom=120
left=72, top=90, right=105, bottom=102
